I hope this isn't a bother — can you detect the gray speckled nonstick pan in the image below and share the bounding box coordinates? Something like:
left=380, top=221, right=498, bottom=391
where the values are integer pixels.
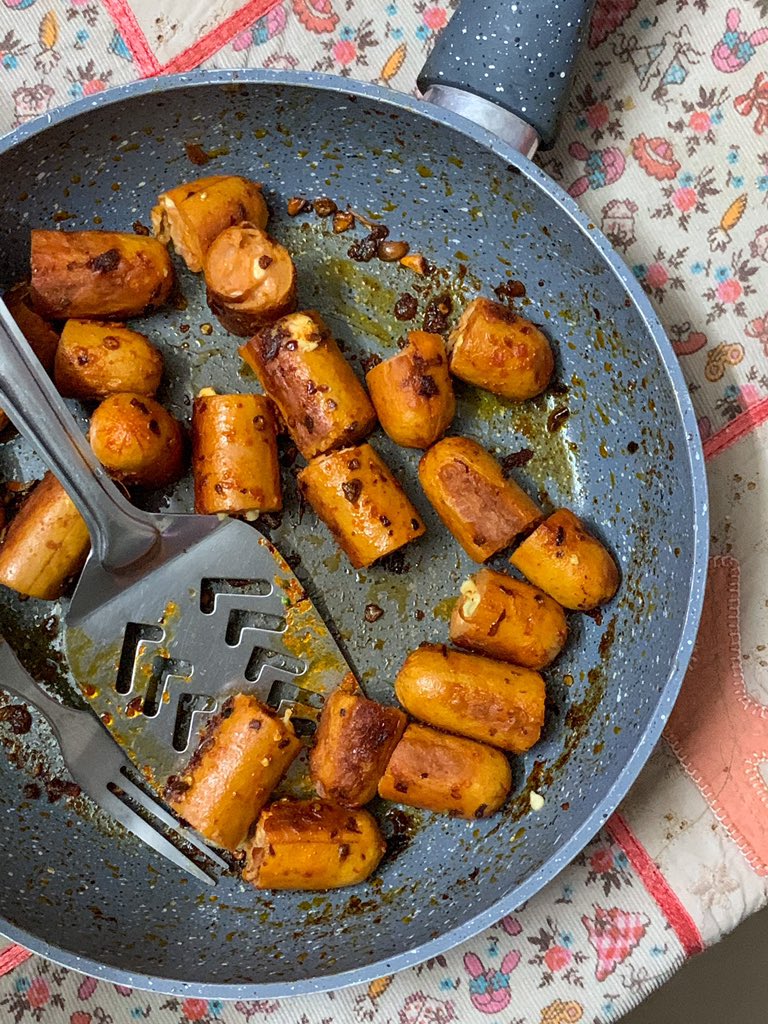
left=0, top=0, right=708, bottom=1000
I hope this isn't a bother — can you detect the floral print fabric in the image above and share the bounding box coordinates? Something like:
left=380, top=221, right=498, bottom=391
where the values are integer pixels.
left=1, top=0, right=767, bottom=1020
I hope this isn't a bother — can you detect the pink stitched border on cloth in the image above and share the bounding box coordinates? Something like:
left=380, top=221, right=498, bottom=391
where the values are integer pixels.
left=100, top=0, right=161, bottom=76
left=703, top=396, right=768, bottom=461
left=101, top=0, right=282, bottom=77
left=0, top=944, right=31, bottom=977
left=607, top=813, right=704, bottom=957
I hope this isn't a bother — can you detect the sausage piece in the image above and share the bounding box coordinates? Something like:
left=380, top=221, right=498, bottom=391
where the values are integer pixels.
left=509, top=508, right=620, bottom=611
left=0, top=473, right=89, bottom=600
left=365, top=331, right=455, bottom=448
left=204, top=224, right=296, bottom=336
left=4, top=283, right=59, bottom=372
left=242, top=798, right=385, bottom=890
left=89, top=393, right=185, bottom=488
left=450, top=568, right=568, bottom=669
left=152, top=175, right=268, bottom=272
left=448, top=297, right=554, bottom=400
left=395, top=644, right=545, bottom=754
left=54, top=319, right=163, bottom=400
left=299, top=443, right=426, bottom=569
left=378, top=722, right=511, bottom=819
left=2, top=284, right=60, bottom=432
left=241, top=311, right=377, bottom=459
left=29, top=230, right=174, bottom=319
left=310, top=675, right=407, bottom=807
left=192, top=391, right=281, bottom=516
left=166, top=694, right=302, bottom=851
left=418, top=436, right=542, bottom=562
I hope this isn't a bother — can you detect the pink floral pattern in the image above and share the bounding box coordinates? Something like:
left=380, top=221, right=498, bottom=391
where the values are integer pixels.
left=0, top=0, right=765, bottom=1021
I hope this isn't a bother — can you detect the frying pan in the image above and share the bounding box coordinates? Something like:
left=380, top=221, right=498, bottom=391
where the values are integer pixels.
left=0, top=0, right=708, bottom=999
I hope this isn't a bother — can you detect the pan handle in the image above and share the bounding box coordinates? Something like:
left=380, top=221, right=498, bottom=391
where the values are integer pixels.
left=0, top=301, right=160, bottom=571
left=417, top=0, right=595, bottom=154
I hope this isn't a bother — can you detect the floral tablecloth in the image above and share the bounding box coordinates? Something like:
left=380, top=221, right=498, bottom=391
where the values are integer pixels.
left=1, top=0, right=768, bottom=1021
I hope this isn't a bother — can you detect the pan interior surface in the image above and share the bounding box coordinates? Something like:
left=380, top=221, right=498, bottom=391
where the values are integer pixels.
left=0, top=77, right=704, bottom=995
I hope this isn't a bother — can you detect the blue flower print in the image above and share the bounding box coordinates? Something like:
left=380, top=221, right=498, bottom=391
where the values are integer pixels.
left=714, top=266, right=730, bottom=283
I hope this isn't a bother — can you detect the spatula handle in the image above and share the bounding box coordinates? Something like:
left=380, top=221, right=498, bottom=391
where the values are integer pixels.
left=0, top=300, right=159, bottom=571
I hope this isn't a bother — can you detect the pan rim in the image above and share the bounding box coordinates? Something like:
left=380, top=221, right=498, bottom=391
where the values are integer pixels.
left=0, top=67, right=709, bottom=998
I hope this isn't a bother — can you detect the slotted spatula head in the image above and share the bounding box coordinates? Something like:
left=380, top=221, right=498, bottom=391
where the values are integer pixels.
left=0, top=302, right=349, bottom=787
left=66, top=516, right=349, bottom=782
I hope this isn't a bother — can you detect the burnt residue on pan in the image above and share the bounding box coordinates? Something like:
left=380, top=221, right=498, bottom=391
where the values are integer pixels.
left=0, top=80, right=702, bottom=993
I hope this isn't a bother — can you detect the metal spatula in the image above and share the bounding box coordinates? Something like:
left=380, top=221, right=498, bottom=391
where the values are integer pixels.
left=0, top=303, right=349, bottom=790
left=0, top=638, right=228, bottom=884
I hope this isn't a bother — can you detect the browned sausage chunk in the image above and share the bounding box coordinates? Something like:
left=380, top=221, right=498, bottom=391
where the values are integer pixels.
left=242, top=799, right=385, bottom=890
left=450, top=568, right=568, bottom=669
left=2, top=284, right=60, bottom=431
left=310, top=675, right=407, bottom=807
left=241, top=311, right=377, bottom=460
left=88, top=394, right=185, bottom=488
left=54, top=320, right=163, bottom=400
left=418, top=436, right=542, bottom=562
left=509, top=508, right=620, bottom=611
left=299, top=443, right=426, bottom=569
left=0, top=473, right=89, bottom=600
left=204, top=225, right=296, bottom=336
left=365, top=331, right=455, bottom=448
left=166, top=694, right=302, bottom=851
left=29, top=230, right=174, bottom=319
left=448, top=297, right=554, bottom=400
left=152, top=175, right=268, bottom=272
left=395, top=644, right=545, bottom=754
left=192, top=391, right=281, bottom=516
left=378, top=722, right=511, bottom=819
left=4, top=283, right=59, bottom=372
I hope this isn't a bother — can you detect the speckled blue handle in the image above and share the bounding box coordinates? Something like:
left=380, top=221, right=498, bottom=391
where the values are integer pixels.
left=417, top=0, right=596, bottom=149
